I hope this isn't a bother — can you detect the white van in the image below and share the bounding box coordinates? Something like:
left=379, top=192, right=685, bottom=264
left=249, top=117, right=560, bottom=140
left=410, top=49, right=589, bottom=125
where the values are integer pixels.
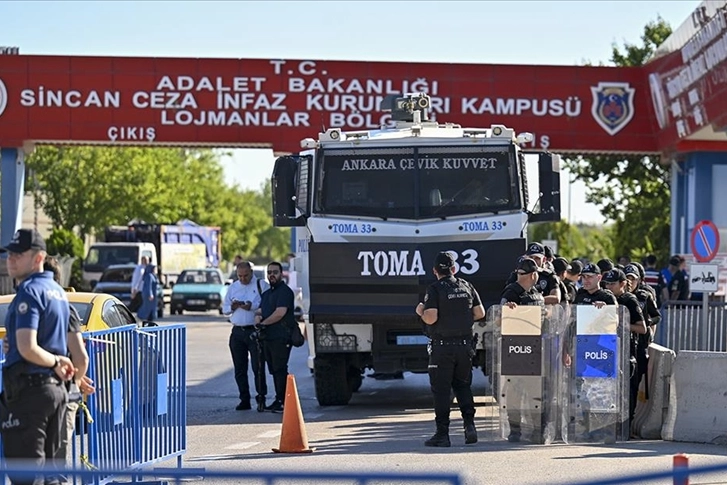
left=83, top=242, right=157, bottom=289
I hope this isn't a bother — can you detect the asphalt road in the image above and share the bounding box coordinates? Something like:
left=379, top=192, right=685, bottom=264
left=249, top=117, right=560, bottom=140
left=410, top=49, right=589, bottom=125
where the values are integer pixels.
left=150, top=312, right=727, bottom=485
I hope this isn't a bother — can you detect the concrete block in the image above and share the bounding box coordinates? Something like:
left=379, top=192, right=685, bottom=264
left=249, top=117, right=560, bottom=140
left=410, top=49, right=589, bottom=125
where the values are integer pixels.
left=632, top=343, right=675, bottom=439
left=662, top=351, right=727, bottom=444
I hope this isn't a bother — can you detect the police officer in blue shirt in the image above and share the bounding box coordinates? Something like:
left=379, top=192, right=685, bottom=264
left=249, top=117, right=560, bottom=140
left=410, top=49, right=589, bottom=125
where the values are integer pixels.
left=416, top=251, right=485, bottom=447
left=0, top=229, right=75, bottom=485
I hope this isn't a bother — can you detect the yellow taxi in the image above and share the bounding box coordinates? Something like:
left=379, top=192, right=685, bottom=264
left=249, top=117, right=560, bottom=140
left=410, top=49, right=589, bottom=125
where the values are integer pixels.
left=0, top=291, right=138, bottom=337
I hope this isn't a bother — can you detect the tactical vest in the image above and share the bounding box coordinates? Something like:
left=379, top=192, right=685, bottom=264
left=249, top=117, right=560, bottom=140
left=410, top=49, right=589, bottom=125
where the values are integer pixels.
left=429, top=277, right=475, bottom=339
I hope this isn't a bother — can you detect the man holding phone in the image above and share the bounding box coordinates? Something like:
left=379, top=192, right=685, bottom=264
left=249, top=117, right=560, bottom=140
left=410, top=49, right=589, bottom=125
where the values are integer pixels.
left=222, top=261, right=269, bottom=411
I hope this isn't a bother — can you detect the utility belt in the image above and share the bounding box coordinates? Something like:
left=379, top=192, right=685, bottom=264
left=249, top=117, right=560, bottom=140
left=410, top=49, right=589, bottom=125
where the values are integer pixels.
left=17, top=373, right=62, bottom=387
left=430, top=336, right=472, bottom=346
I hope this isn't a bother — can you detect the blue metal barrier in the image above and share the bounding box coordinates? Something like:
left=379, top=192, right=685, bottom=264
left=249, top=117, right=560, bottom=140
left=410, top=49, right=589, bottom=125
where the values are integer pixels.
left=0, top=323, right=186, bottom=485
left=82, top=324, right=186, bottom=482
left=0, top=465, right=464, bottom=485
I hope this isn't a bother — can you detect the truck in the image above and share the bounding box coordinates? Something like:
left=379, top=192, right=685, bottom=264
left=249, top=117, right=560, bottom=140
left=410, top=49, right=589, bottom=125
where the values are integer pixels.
left=271, top=93, right=562, bottom=406
left=82, top=219, right=222, bottom=303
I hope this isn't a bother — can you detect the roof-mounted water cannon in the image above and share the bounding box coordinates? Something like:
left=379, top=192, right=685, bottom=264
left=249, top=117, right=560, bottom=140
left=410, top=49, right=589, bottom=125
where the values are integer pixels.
left=381, top=93, right=431, bottom=123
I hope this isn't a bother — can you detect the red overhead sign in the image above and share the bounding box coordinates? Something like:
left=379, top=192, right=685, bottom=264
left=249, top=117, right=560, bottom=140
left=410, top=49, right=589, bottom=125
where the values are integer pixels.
left=647, top=2, right=727, bottom=153
left=0, top=55, right=658, bottom=154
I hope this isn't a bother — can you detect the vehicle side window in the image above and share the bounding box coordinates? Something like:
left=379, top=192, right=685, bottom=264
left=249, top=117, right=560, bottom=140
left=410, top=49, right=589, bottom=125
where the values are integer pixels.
left=102, top=300, right=124, bottom=328
left=116, top=304, right=137, bottom=326
left=142, top=250, right=154, bottom=261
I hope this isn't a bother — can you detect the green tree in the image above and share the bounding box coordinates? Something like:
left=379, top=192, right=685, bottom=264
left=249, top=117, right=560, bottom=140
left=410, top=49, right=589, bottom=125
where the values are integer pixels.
left=563, top=17, right=672, bottom=265
left=26, top=146, right=275, bottom=261
left=529, top=221, right=615, bottom=261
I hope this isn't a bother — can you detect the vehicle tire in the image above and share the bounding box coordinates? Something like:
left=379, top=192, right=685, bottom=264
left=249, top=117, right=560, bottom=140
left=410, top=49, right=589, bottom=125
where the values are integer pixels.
left=314, top=354, right=352, bottom=406
left=157, top=305, right=164, bottom=319
left=348, top=367, right=363, bottom=393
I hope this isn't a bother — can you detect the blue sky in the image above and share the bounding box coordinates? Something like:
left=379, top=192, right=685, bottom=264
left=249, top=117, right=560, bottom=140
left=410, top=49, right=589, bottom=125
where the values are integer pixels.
left=3, top=0, right=699, bottom=224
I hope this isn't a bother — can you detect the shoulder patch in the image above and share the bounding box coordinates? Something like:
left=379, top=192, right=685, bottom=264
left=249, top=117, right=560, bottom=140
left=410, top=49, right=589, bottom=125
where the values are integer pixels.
left=18, top=302, right=28, bottom=314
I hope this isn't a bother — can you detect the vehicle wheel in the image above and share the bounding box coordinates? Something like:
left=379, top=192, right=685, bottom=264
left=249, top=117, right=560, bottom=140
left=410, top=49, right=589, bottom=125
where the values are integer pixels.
left=218, top=308, right=224, bottom=315
left=314, top=354, right=352, bottom=406
left=157, top=305, right=164, bottom=319
left=348, top=367, right=363, bottom=393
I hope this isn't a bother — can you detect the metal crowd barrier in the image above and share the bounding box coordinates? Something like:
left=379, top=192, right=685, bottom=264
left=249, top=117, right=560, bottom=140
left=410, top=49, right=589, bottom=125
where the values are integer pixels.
left=655, top=301, right=727, bottom=352
left=0, top=323, right=186, bottom=485
left=0, top=466, right=464, bottom=485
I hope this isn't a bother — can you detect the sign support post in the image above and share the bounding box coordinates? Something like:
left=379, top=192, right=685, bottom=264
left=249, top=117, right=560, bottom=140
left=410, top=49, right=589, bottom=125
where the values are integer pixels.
left=690, top=220, right=720, bottom=351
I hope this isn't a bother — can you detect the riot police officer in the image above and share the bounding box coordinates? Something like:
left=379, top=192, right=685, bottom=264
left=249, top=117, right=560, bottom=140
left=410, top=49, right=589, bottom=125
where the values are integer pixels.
left=416, top=251, right=485, bottom=447
left=624, top=264, right=661, bottom=431
left=499, top=257, right=545, bottom=442
left=601, top=268, right=647, bottom=428
left=505, top=242, right=560, bottom=304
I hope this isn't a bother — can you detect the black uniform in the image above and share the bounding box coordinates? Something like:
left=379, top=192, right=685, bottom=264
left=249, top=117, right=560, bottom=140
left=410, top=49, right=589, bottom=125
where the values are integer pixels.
left=669, top=269, right=690, bottom=301
left=631, top=286, right=660, bottom=419
left=499, top=282, right=545, bottom=441
left=422, top=275, right=481, bottom=433
left=1, top=271, right=69, bottom=485
left=616, top=291, right=645, bottom=424
left=563, top=280, right=577, bottom=304
left=506, top=268, right=559, bottom=299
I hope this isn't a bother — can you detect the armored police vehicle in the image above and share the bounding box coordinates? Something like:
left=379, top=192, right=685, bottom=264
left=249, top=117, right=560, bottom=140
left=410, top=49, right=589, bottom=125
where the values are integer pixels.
left=272, top=93, right=561, bottom=405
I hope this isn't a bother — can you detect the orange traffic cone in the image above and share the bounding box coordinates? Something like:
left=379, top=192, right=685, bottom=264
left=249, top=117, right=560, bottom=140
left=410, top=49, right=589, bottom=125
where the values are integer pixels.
left=272, top=374, right=314, bottom=453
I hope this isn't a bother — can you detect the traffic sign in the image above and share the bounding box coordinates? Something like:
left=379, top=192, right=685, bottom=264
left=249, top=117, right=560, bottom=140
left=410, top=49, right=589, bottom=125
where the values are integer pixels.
left=689, top=263, right=719, bottom=292
left=691, top=220, right=721, bottom=262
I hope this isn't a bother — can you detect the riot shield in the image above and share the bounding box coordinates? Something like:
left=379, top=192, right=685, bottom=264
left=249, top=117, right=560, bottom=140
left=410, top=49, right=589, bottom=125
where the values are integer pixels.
left=560, top=305, right=631, bottom=444
left=494, top=304, right=567, bottom=444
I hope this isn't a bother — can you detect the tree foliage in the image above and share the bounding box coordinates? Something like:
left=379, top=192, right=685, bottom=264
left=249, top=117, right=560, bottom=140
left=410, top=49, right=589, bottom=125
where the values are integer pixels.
left=563, top=17, right=673, bottom=265
left=529, top=221, right=614, bottom=261
left=26, top=146, right=290, bottom=262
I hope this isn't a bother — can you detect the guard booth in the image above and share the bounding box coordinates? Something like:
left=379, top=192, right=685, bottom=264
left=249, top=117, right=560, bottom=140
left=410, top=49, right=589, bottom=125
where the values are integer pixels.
left=561, top=305, right=631, bottom=444
left=489, top=304, right=568, bottom=444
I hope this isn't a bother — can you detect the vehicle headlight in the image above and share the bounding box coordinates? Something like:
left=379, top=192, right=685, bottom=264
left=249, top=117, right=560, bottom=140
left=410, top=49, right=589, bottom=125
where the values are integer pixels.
left=209, top=294, right=220, bottom=299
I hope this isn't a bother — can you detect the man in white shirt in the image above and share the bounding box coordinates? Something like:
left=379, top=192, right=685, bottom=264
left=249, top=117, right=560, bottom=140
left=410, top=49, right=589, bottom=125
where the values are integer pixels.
left=222, top=261, right=270, bottom=411
left=130, top=256, right=148, bottom=312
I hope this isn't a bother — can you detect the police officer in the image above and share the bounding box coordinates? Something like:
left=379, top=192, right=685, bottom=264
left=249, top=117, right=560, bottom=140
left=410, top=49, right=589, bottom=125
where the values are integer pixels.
left=552, top=257, right=571, bottom=304
left=499, top=257, right=545, bottom=442
left=601, top=268, right=647, bottom=428
left=624, top=264, right=661, bottom=430
left=562, top=260, right=583, bottom=304
left=0, top=229, right=76, bottom=485
left=506, top=243, right=560, bottom=304
left=416, top=251, right=485, bottom=447
left=563, top=263, right=617, bottom=367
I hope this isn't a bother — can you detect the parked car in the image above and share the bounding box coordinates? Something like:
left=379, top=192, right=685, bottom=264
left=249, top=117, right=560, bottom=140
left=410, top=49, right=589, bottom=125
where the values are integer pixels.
left=92, top=264, right=164, bottom=318
left=0, top=291, right=139, bottom=333
left=170, top=268, right=227, bottom=315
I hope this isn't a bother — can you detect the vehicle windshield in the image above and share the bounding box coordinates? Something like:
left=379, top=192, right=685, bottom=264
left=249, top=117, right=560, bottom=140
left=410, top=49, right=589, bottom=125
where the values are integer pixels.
left=178, top=270, right=221, bottom=285
left=316, top=145, right=518, bottom=220
left=84, top=246, right=140, bottom=272
left=100, top=268, right=134, bottom=283
left=0, top=301, right=92, bottom=327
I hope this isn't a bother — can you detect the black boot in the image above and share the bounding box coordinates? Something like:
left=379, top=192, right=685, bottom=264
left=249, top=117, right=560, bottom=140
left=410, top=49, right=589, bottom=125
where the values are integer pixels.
left=463, top=419, right=478, bottom=444
left=425, top=425, right=451, bottom=447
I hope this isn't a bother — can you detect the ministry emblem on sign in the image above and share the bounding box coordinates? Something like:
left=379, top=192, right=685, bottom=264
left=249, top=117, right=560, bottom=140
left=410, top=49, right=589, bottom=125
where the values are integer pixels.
left=590, top=82, right=635, bottom=136
left=0, top=78, right=7, bottom=118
